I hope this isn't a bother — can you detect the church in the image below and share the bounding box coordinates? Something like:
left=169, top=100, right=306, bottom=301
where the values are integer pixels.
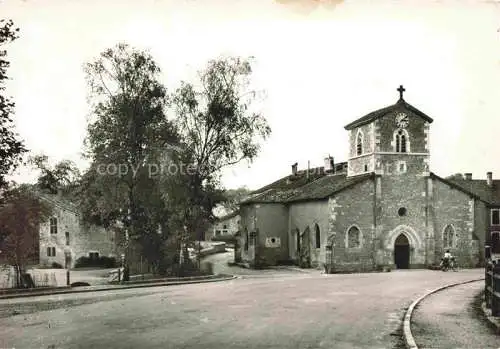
left=235, top=86, right=498, bottom=272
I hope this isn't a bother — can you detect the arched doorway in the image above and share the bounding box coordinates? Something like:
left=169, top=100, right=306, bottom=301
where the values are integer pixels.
left=394, top=234, right=410, bottom=269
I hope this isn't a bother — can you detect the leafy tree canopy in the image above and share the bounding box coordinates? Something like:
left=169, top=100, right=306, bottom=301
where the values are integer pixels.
left=0, top=19, right=27, bottom=189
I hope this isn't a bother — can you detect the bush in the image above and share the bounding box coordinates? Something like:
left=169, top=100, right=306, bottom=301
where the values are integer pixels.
left=51, top=262, right=64, bottom=269
left=74, top=256, right=117, bottom=268
left=71, top=281, right=90, bottom=287
left=211, top=234, right=236, bottom=244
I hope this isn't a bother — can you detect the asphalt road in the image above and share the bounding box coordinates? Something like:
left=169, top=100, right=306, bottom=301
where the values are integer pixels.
left=412, top=280, right=499, bottom=348
left=0, top=268, right=484, bottom=349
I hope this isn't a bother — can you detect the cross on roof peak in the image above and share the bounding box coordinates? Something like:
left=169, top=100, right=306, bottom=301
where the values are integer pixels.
left=397, top=85, right=406, bottom=100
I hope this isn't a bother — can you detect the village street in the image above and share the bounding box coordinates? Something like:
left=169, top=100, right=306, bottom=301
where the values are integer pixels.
left=0, top=268, right=486, bottom=349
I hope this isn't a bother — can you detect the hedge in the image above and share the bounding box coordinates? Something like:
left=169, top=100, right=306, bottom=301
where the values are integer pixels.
left=74, top=256, right=117, bottom=268
left=211, top=234, right=236, bottom=244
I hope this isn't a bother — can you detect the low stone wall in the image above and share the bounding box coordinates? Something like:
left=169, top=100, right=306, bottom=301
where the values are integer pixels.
left=28, top=268, right=67, bottom=287
left=198, top=242, right=226, bottom=257
left=0, top=266, right=68, bottom=288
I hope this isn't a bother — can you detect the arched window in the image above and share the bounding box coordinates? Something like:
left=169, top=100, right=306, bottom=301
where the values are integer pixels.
left=443, top=225, right=456, bottom=249
left=296, top=228, right=301, bottom=253
left=315, top=224, right=321, bottom=248
left=394, top=129, right=410, bottom=153
left=346, top=225, right=361, bottom=248
left=244, top=228, right=249, bottom=250
left=356, top=131, right=363, bottom=155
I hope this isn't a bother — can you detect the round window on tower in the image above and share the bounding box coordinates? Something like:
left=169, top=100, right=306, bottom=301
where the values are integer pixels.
left=271, top=238, right=276, bottom=244
left=398, top=207, right=407, bottom=217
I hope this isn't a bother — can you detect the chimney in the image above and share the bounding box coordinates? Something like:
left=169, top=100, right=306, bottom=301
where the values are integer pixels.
left=464, top=173, right=472, bottom=181
left=487, top=172, right=493, bottom=187
left=324, top=156, right=335, bottom=173
left=307, top=160, right=310, bottom=179
left=292, top=162, right=298, bottom=176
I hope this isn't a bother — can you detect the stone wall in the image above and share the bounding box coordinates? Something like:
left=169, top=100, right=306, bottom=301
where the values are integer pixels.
left=289, top=200, right=329, bottom=267
left=39, top=204, right=117, bottom=268
left=239, top=204, right=257, bottom=264
left=432, top=178, right=477, bottom=268
left=347, top=123, right=375, bottom=177
left=474, top=199, right=487, bottom=266
left=207, top=215, right=240, bottom=240
left=377, top=110, right=428, bottom=153
left=377, top=172, right=427, bottom=268
left=328, top=179, right=376, bottom=272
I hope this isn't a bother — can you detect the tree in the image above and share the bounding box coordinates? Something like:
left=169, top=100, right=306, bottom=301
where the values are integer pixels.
left=29, top=154, right=81, bottom=194
left=0, top=185, right=51, bottom=287
left=171, top=56, right=270, bottom=238
left=0, top=19, right=27, bottom=189
left=81, top=43, right=179, bottom=275
left=220, top=186, right=251, bottom=212
left=446, top=173, right=465, bottom=181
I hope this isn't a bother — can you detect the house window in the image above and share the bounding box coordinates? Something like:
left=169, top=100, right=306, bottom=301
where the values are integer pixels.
left=215, top=230, right=222, bottom=236
left=47, top=247, right=56, bottom=257
left=394, top=129, right=410, bottom=153
left=443, top=225, right=456, bottom=249
left=65, top=232, right=70, bottom=246
left=346, top=226, right=361, bottom=248
left=491, top=209, right=500, bottom=226
left=492, top=231, right=500, bottom=254
left=89, top=252, right=99, bottom=259
left=223, top=225, right=227, bottom=229
left=49, top=217, right=58, bottom=234
left=315, top=224, right=321, bottom=249
left=356, top=131, right=363, bottom=155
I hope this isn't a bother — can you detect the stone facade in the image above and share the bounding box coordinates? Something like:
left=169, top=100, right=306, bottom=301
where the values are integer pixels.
left=206, top=213, right=240, bottom=241
left=38, top=195, right=117, bottom=268
left=237, top=88, right=489, bottom=272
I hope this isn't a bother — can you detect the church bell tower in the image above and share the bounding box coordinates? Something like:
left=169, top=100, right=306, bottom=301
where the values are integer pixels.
left=344, top=85, right=433, bottom=178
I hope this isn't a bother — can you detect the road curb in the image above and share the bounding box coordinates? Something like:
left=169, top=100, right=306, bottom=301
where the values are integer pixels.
left=480, top=301, right=500, bottom=334
left=0, top=275, right=237, bottom=300
left=402, top=277, right=485, bottom=349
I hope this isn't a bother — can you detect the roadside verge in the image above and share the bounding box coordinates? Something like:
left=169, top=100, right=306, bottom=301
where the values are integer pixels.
left=402, top=277, right=485, bottom=349
left=0, top=274, right=237, bottom=300
left=481, top=301, right=500, bottom=333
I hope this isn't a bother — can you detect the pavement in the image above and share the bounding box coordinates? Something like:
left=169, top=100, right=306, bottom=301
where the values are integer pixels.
left=411, top=280, right=500, bottom=349
left=0, top=268, right=487, bottom=349
left=0, top=274, right=236, bottom=300
left=201, top=248, right=317, bottom=277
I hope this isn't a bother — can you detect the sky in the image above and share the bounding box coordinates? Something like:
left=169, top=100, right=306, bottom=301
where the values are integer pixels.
left=2, top=0, right=500, bottom=190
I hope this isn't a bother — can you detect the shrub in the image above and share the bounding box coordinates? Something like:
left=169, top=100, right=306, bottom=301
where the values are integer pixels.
left=211, top=234, right=236, bottom=244
left=51, top=262, right=64, bottom=269
left=71, top=281, right=90, bottom=287
left=74, top=256, right=117, bottom=268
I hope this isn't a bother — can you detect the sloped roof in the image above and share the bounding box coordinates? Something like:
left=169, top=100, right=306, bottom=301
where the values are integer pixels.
left=286, top=172, right=374, bottom=203
left=34, top=191, right=80, bottom=215
left=446, top=177, right=500, bottom=206
left=240, top=162, right=373, bottom=205
left=344, top=98, right=434, bottom=130
left=241, top=165, right=333, bottom=204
